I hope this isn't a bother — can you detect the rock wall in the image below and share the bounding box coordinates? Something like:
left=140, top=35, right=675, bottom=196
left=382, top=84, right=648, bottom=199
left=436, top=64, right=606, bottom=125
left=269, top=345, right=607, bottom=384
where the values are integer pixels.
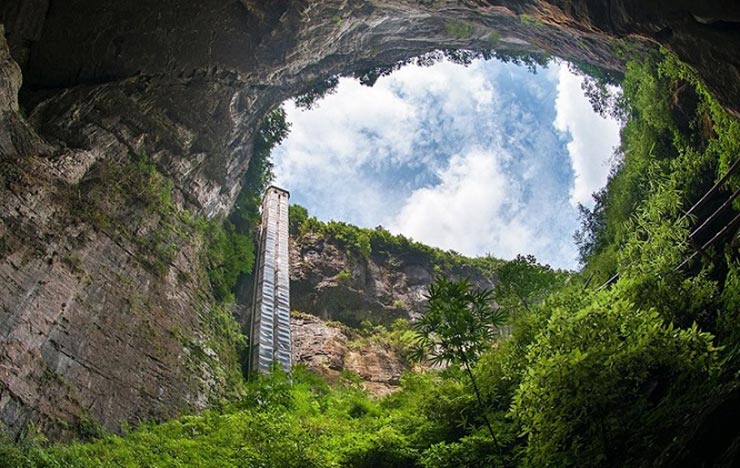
left=1, top=1, right=738, bottom=215
left=290, top=231, right=495, bottom=327
left=288, top=225, right=491, bottom=396
left=291, top=313, right=407, bottom=397
left=1, top=0, right=740, bottom=439
left=0, top=28, right=240, bottom=439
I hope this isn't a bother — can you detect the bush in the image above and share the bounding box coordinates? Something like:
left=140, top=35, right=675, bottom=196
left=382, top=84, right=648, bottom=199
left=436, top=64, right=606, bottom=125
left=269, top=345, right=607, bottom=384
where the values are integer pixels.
left=340, top=427, right=418, bottom=468
left=513, top=288, right=718, bottom=467
left=335, top=269, right=352, bottom=285
left=205, top=220, right=255, bottom=302
left=420, top=433, right=498, bottom=468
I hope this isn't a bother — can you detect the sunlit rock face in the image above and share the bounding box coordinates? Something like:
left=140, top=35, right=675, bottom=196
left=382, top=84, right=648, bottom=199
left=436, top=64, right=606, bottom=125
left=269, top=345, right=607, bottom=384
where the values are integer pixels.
left=288, top=233, right=494, bottom=327
left=287, top=230, right=490, bottom=396
left=0, top=0, right=739, bottom=439
left=291, top=313, right=408, bottom=397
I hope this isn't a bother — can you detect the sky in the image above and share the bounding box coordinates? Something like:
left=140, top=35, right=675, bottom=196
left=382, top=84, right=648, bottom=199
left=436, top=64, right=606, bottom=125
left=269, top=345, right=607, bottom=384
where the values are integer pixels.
left=272, top=57, right=621, bottom=270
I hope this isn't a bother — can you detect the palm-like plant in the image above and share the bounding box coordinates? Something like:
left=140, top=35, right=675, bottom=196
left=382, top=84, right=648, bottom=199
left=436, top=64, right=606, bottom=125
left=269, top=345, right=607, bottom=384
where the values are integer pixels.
left=412, top=277, right=508, bottom=453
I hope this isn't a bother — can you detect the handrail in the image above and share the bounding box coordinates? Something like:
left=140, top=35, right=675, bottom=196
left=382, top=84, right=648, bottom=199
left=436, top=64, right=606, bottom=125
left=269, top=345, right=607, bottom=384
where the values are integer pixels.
left=688, top=187, right=740, bottom=240
left=595, top=158, right=740, bottom=291
left=677, top=211, right=740, bottom=271
left=679, top=157, right=740, bottom=223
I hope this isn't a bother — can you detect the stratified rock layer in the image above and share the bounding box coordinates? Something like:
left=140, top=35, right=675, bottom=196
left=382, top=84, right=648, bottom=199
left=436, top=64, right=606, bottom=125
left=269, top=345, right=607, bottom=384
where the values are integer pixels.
left=0, top=28, right=238, bottom=439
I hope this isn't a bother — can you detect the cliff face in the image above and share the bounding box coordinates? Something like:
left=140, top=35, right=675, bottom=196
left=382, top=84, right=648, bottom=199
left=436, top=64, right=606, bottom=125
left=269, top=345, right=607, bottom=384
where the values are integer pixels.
left=0, top=28, right=241, bottom=440
left=291, top=313, right=408, bottom=397
left=1, top=0, right=740, bottom=439
left=290, top=231, right=494, bottom=326
left=288, top=227, right=494, bottom=395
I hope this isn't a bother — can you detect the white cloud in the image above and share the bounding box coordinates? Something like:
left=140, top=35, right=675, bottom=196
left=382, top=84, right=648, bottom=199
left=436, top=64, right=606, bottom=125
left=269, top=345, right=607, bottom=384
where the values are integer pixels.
left=273, top=57, right=618, bottom=270
left=273, top=59, right=499, bottom=227
left=273, top=79, right=419, bottom=225
left=554, top=63, right=621, bottom=208
left=390, top=149, right=545, bottom=260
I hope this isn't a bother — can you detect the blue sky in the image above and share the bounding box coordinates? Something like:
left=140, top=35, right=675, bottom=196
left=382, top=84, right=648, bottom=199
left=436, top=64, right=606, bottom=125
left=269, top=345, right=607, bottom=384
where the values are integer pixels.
left=273, top=58, right=620, bottom=270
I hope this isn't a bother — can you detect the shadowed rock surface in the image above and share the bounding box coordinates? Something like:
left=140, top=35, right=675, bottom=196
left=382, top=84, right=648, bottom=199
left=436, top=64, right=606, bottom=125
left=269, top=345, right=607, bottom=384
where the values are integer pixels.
left=1, top=0, right=740, bottom=439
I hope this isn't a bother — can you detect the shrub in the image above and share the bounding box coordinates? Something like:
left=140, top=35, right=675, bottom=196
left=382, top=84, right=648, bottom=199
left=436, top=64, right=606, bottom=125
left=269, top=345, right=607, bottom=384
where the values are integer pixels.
left=513, top=289, right=719, bottom=467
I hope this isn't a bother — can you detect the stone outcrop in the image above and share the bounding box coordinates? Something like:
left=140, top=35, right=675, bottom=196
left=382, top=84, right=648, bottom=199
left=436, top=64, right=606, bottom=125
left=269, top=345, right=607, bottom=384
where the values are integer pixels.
left=291, top=313, right=407, bottom=396
left=290, top=232, right=495, bottom=326
left=1, top=0, right=740, bottom=440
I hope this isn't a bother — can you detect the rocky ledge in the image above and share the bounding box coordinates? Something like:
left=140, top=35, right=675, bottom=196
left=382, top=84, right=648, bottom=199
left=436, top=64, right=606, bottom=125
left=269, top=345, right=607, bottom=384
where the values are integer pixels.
left=291, top=313, right=408, bottom=397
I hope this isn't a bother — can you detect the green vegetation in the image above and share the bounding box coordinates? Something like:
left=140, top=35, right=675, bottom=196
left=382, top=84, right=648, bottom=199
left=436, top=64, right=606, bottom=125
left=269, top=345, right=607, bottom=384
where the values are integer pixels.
left=290, top=206, right=510, bottom=274
left=288, top=203, right=309, bottom=236
left=67, top=152, right=194, bottom=276
left=575, top=50, right=740, bottom=292
left=493, top=254, right=568, bottom=316
left=200, top=302, right=249, bottom=393
left=0, top=367, right=506, bottom=467
left=391, top=299, right=408, bottom=310
left=412, top=278, right=508, bottom=368
left=518, top=15, right=544, bottom=26
left=445, top=21, right=474, bottom=39
left=485, top=31, right=502, bottom=47
left=353, top=49, right=550, bottom=87
left=63, top=105, right=288, bottom=290
left=347, top=319, right=418, bottom=366
left=512, top=290, right=717, bottom=467
left=567, top=60, right=624, bottom=120
left=294, top=76, right=340, bottom=110
left=412, top=277, right=509, bottom=451
left=206, top=106, right=291, bottom=301
left=3, top=50, right=740, bottom=468
left=335, top=269, right=353, bottom=285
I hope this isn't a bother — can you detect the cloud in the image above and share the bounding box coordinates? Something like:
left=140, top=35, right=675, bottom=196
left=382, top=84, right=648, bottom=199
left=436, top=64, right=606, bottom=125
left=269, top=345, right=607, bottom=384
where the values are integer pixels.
left=273, top=59, right=500, bottom=227
left=390, top=149, right=541, bottom=260
left=273, top=79, right=419, bottom=225
left=273, top=57, right=617, bottom=270
left=554, top=62, right=621, bottom=208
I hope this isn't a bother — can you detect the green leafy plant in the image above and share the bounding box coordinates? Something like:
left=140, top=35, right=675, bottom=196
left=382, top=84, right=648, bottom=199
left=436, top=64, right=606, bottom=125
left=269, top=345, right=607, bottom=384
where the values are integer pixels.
left=445, top=21, right=473, bottom=39
left=335, top=269, right=352, bottom=285
left=513, top=289, right=718, bottom=467
left=412, top=277, right=508, bottom=455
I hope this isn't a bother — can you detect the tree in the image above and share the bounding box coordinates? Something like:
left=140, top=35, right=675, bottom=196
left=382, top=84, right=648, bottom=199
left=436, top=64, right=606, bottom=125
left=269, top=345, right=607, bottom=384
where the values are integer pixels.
left=512, top=291, right=718, bottom=467
left=412, top=277, right=508, bottom=455
left=293, top=76, right=339, bottom=110
left=207, top=106, right=291, bottom=301
left=288, top=204, right=308, bottom=236
left=494, top=254, right=566, bottom=315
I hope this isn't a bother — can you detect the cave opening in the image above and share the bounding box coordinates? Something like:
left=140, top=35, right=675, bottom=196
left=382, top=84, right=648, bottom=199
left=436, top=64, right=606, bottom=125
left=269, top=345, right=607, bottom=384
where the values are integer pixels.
left=2, top=1, right=740, bottom=460
left=271, top=53, right=622, bottom=270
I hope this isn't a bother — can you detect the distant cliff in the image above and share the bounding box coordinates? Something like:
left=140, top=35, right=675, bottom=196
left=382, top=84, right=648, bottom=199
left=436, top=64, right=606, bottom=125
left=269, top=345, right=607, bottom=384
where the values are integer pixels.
left=287, top=212, right=501, bottom=394
left=289, top=214, right=500, bottom=325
